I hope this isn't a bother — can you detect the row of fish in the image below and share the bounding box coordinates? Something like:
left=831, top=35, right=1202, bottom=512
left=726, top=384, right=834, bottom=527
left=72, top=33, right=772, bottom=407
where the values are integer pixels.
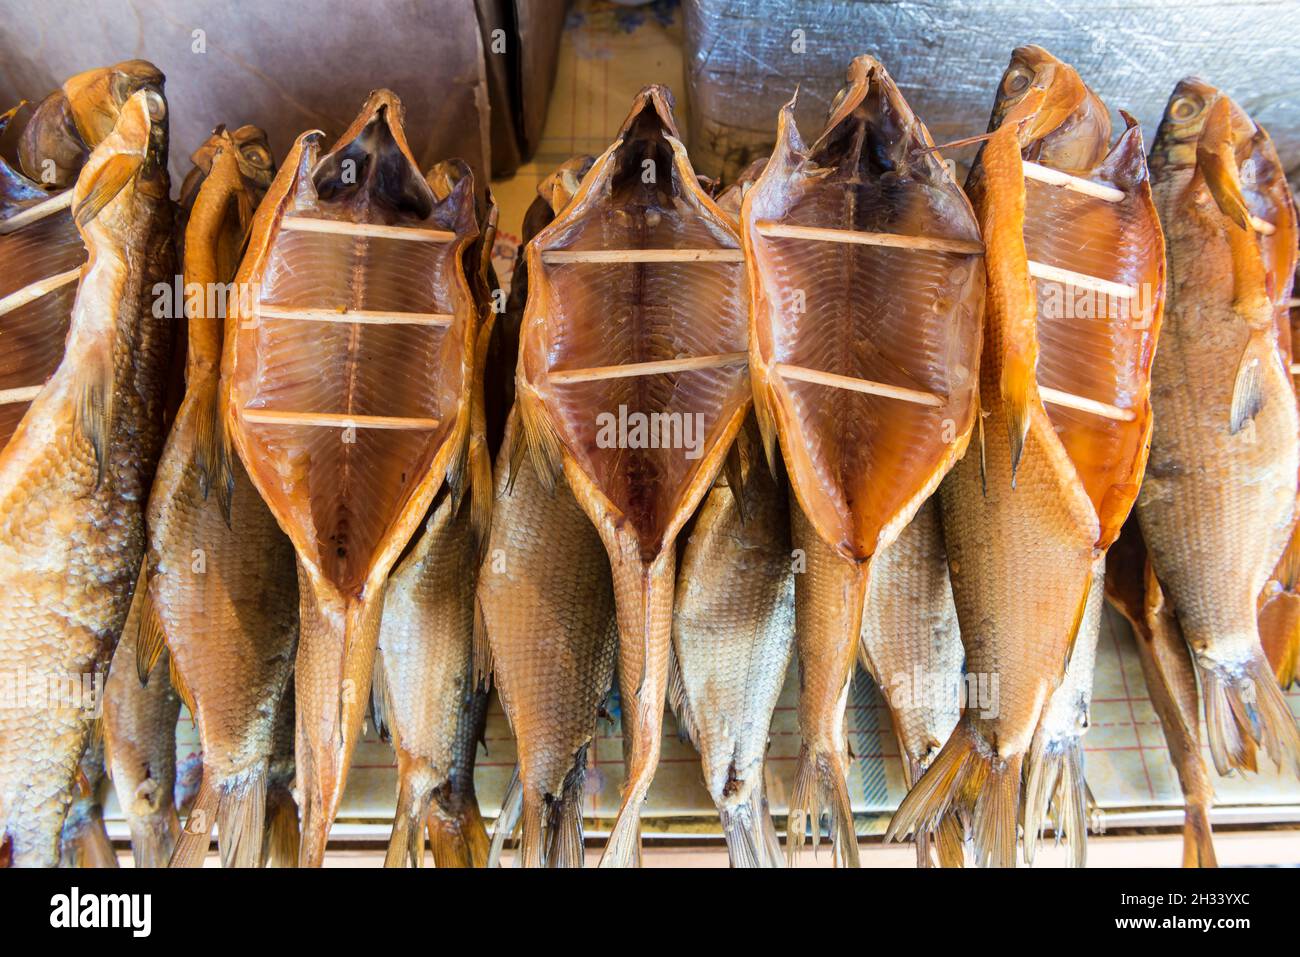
left=0, top=43, right=1295, bottom=869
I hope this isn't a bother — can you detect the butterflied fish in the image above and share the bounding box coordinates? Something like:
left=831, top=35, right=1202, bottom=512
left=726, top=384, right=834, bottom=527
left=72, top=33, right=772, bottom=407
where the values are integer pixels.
left=103, top=568, right=181, bottom=867
left=743, top=57, right=982, bottom=866
left=1106, top=518, right=1218, bottom=867
left=479, top=410, right=618, bottom=867
left=857, top=496, right=964, bottom=867
left=224, top=91, right=480, bottom=865
left=518, top=86, right=750, bottom=867
left=670, top=418, right=793, bottom=867
left=889, top=46, right=1165, bottom=867
left=0, top=81, right=174, bottom=867
left=148, top=129, right=298, bottom=869
left=373, top=490, right=479, bottom=867
left=1139, top=78, right=1300, bottom=778
left=58, top=731, right=118, bottom=868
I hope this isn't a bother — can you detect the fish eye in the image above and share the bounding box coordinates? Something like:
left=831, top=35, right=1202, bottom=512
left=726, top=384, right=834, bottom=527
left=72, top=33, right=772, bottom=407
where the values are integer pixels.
left=241, top=144, right=272, bottom=169
left=1003, top=65, right=1034, bottom=97
left=143, top=91, right=166, bottom=122
left=1170, top=94, right=1203, bottom=122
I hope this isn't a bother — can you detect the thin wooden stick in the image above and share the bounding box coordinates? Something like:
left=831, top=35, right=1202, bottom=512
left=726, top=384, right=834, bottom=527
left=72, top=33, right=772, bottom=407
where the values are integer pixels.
left=257, top=305, right=454, bottom=326
left=755, top=221, right=984, bottom=256
left=0, top=267, right=81, bottom=318
left=1288, top=298, right=1300, bottom=308
left=773, top=363, right=945, bottom=407
left=549, top=352, right=748, bottom=384
left=1027, top=260, right=1136, bottom=300
left=1022, top=162, right=1125, bottom=203
left=541, top=248, right=744, bottom=264
left=1291, top=363, right=1300, bottom=376
left=280, top=216, right=455, bottom=243
left=0, top=385, right=42, bottom=405
left=241, top=409, right=441, bottom=430
left=1250, top=216, right=1276, bottom=236
left=1040, top=386, right=1135, bottom=422
left=0, top=190, right=74, bottom=234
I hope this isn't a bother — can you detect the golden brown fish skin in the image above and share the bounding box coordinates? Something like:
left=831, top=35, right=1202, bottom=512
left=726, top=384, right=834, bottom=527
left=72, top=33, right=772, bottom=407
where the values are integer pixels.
left=1140, top=79, right=1300, bottom=778
left=103, top=569, right=181, bottom=868
left=150, top=134, right=298, bottom=869
left=374, top=491, right=477, bottom=868
left=857, top=496, right=963, bottom=867
left=261, top=677, right=298, bottom=868
left=0, top=88, right=173, bottom=868
left=426, top=685, right=490, bottom=868
left=478, top=412, right=618, bottom=868
left=224, top=93, right=480, bottom=864
left=1106, top=520, right=1218, bottom=867
left=670, top=421, right=793, bottom=868
left=57, top=732, right=118, bottom=868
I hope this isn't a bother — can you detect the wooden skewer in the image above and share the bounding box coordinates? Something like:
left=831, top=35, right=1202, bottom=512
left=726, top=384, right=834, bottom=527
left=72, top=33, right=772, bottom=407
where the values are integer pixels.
left=755, top=221, right=983, bottom=256
left=1290, top=363, right=1300, bottom=376
left=1027, top=261, right=1136, bottom=300
left=0, top=385, right=42, bottom=405
left=1022, top=162, right=1125, bottom=203
left=1250, top=216, right=1276, bottom=236
left=549, top=352, right=748, bottom=384
left=241, top=409, right=441, bottom=430
left=257, top=305, right=454, bottom=326
left=0, top=190, right=74, bottom=234
left=0, top=267, right=81, bottom=318
left=1288, top=299, right=1300, bottom=308
left=773, top=363, right=945, bottom=408
left=1039, top=386, right=1135, bottom=422
left=280, top=216, right=455, bottom=243
left=541, top=248, right=744, bottom=264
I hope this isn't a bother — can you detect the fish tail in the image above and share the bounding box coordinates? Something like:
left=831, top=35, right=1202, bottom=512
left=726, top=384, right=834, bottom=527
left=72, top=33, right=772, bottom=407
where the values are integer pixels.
left=720, top=791, right=778, bottom=869
left=886, top=719, right=1021, bottom=868
left=427, top=799, right=490, bottom=869
left=487, top=765, right=523, bottom=867
left=261, top=785, right=299, bottom=868
left=64, top=810, right=118, bottom=868
left=383, top=768, right=434, bottom=868
left=544, top=762, right=588, bottom=869
left=1182, top=799, right=1218, bottom=868
left=1200, top=650, right=1300, bottom=778
left=519, top=791, right=547, bottom=869
left=1024, top=732, right=1090, bottom=867
left=758, top=784, right=785, bottom=866
left=127, top=812, right=179, bottom=868
left=785, top=744, right=859, bottom=867
left=215, top=768, right=268, bottom=869
left=934, top=812, right=966, bottom=868
left=170, top=774, right=218, bottom=867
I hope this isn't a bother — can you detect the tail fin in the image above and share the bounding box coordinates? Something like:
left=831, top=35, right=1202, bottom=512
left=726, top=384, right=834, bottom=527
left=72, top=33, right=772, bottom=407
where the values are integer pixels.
left=170, top=774, right=217, bottom=867
left=1024, top=733, right=1090, bottom=867
left=1200, top=650, right=1300, bottom=777
left=127, top=811, right=179, bottom=868
left=786, top=744, right=859, bottom=867
left=427, top=790, right=490, bottom=868
left=261, top=786, right=299, bottom=868
left=886, top=719, right=1023, bottom=868
left=384, top=769, right=434, bottom=868
left=720, top=789, right=781, bottom=868
left=63, top=811, right=119, bottom=868
left=215, top=769, right=268, bottom=869
left=487, top=766, right=523, bottom=867
left=1182, top=801, right=1219, bottom=868
left=934, top=813, right=966, bottom=868
left=543, top=765, right=588, bottom=869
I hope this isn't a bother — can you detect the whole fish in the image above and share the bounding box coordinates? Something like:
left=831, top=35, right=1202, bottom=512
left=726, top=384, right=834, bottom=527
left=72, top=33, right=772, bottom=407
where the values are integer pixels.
left=1139, top=78, right=1300, bottom=777
left=1106, top=519, right=1218, bottom=867
left=479, top=410, right=618, bottom=867
left=743, top=57, right=982, bottom=866
left=670, top=419, right=793, bottom=867
left=103, top=569, right=181, bottom=867
left=224, top=91, right=480, bottom=864
left=0, top=79, right=173, bottom=867
left=426, top=685, right=490, bottom=868
left=373, top=491, right=479, bottom=867
left=57, top=731, right=118, bottom=868
left=857, top=497, right=964, bottom=867
left=889, top=47, right=1165, bottom=867
left=142, top=130, right=297, bottom=869
left=517, top=86, right=750, bottom=866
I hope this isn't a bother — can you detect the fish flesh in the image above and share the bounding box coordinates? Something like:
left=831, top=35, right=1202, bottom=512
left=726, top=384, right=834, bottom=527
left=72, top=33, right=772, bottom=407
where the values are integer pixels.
left=517, top=86, right=750, bottom=866
left=856, top=497, right=964, bottom=867
left=103, top=569, right=181, bottom=867
left=426, top=684, right=490, bottom=868
left=889, top=46, right=1165, bottom=867
left=373, top=491, right=480, bottom=867
left=670, top=418, right=794, bottom=867
left=224, top=91, right=481, bottom=865
left=742, top=56, right=983, bottom=866
left=57, top=731, right=117, bottom=868
left=0, top=74, right=174, bottom=867
left=1139, top=78, right=1300, bottom=777
left=1106, top=519, right=1218, bottom=867
left=479, top=411, right=618, bottom=867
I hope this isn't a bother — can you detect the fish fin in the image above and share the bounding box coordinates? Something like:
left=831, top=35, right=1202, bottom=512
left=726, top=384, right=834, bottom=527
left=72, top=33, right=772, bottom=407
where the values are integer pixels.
left=427, top=792, right=490, bottom=869
left=758, top=781, right=785, bottom=866
left=73, top=151, right=142, bottom=228
left=1024, top=733, right=1089, bottom=867
left=752, top=381, right=780, bottom=479
left=191, top=376, right=235, bottom=525
left=720, top=792, right=778, bottom=868
left=487, top=765, right=523, bottom=867
left=169, top=774, right=217, bottom=867
left=215, top=770, right=267, bottom=868
left=472, top=596, right=493, bottom=690
left=168, top=651, right=197, bottom=722
left=886, top=719, right=1021, bottom=868
left=1228, top=328, right=1272, bottom=434
left=934, top=812, right=966, bottom=868
left=1196, top=98, right=1253, bottom=233
left=72, top=341, right=115, bottom=487
left=544, top=757, right=588, bottom=868
left=518, top=385, right=563, bottom=492
left=723, top=437, right=747, bottom=524
left=1200, top=650, right=1300, bottom=778
left=369, top=650, right=393, bottom=742
left=260, top=787, right=299, bottom=868
left=65, top=811, right=119, bottom=869
left=977, top=402, right=989, bottom=497
left=1182, top=801, right=1218, bottom=868
left=518, top=791, right=546, bottom=868
left=127, top=812, right=179, bottom=869
left=666, top=644, right=698, bottom=746
left=468, top=434, right=494, bottom=556
left=384, top=771, right=432, bottom=868
left=135, top=579, right=168, bottom=685
left=597, top=795, right=644, bottom=869
left=785, top=744, right=859, bottom=867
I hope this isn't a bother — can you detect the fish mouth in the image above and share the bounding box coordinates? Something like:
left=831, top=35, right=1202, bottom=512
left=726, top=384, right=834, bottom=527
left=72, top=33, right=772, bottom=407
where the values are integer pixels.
left=1151, top=76, right=1225, bottom=168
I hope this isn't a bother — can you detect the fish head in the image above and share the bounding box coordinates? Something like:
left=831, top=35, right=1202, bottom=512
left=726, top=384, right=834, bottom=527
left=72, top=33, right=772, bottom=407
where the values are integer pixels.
left=64, top=59, right=166, bottom=156
left=1150, top=77, right=1221, bottom=174
left=229, top=124, right=276, bottom=190
left=71, top=87, right=164, bottom=232
left=989, top=47, right=1094, bottom=158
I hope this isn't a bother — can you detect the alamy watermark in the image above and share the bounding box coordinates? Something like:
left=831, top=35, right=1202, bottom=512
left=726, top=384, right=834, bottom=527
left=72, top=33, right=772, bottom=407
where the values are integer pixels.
left=595, top=405, right=707, bottom=459
left=0, top=667, right=104, bottom=717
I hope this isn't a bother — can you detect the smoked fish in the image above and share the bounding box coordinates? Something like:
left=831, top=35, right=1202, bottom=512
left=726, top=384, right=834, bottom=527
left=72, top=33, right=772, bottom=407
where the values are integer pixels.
left=57, top=731, right=117, bottom=868
left=1139, top=78, right=1300, bottom=777
left=743, top=57, right=983, bottom=866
